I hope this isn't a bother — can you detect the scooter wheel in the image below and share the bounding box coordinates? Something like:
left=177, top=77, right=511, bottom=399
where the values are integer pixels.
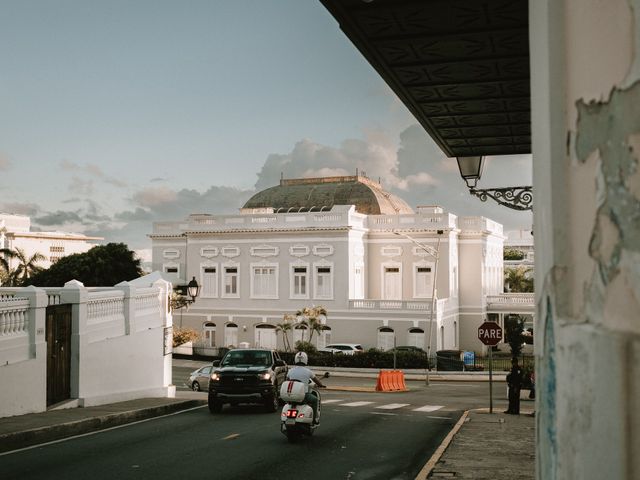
left=285, top=428, right=302, bottom=443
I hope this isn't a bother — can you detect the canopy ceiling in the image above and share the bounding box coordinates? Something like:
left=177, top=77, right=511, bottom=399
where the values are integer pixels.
left=320, top=0, right=530, bottom=158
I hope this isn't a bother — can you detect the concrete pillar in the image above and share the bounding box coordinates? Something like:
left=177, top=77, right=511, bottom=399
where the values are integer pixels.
left=59, top=280, right=87, bottom=399
left=531, top=1, right=640, bottom=478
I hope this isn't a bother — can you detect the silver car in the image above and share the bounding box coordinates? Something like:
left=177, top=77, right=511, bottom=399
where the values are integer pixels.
left=186, top=365, right=212, bottom=391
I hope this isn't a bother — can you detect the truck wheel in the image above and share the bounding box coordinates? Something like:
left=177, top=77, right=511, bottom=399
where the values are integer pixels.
left=264, top=394, right=279, bottom=413
left=208, top=400, right=223, bottom=414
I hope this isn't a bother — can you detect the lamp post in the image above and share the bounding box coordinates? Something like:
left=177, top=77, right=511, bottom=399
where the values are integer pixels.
left=393, top=230, right=443, bottom=385
left=456, top=156, right=533, bottom=211
left=171, top=276, right=201, bottom=324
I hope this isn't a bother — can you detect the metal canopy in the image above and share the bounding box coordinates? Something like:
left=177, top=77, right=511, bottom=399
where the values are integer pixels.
left=320, top=0, right=530, bottom=158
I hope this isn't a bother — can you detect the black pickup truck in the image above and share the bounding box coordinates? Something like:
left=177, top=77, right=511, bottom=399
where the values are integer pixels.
left=207, top=348, right=288, bottom=413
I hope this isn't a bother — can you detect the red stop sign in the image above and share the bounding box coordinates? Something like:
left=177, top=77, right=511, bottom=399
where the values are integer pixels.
left=478, top=321, right=503, bottom=346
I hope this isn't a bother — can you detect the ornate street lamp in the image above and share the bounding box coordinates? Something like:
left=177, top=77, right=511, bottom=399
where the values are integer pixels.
left=171, top=276, right=200, bottom=311
left=456, top=156, right=533, bottom=211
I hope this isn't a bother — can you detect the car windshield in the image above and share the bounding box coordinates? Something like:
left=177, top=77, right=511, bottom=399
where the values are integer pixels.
left=221, top=351, right=271, bottom=367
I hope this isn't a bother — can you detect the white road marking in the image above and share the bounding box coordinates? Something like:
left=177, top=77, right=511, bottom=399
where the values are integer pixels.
left=340, top=401, right=375, bottom=407
left=370, top=412, right=397, bottom=416
left=375, top=403, right=410, bottom=410
left=412, top=405, right=444, bottom=412
left=322, top=399, right=344, bottom=404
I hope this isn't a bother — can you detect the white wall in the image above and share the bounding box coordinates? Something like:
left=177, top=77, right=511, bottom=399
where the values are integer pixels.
left=0, top=276, right=173, bottom=417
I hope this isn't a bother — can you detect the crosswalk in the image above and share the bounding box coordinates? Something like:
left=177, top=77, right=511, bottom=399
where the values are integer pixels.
left=321, top=398, right=445, bottom=414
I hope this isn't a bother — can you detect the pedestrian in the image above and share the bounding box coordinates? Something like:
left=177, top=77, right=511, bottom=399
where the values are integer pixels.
left=504, top=357, right=523, bottom=414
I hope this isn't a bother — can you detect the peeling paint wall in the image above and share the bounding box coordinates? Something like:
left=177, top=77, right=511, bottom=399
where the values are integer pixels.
left=532, top=1, right=640, bottom=479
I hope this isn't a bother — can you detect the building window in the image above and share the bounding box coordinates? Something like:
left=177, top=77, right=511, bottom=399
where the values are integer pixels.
left=224, top=323, right=238, bottom=347
left=255, top=324, right=277, bottom=349
left=291, top=265, right=308, bottom=299
left=49, top=246, right=64, bottom=253
left=414, top=263, right=434, bottom=298
left=314, top=265, right=333, bottom=299
left=407, top=327, right=425, bottom=349
left=251, top=264, right=278, bottom=298
left=383, top=265, right=402, bottom=300
left=201, top=265, right=218, bottom=298
left=164, top=263, right=179, bottom=276
left=377, top=327, right=395, bottom=351
left=223, top=266, right=239, bottom=297
left=202, top=322, right=216, bottom=347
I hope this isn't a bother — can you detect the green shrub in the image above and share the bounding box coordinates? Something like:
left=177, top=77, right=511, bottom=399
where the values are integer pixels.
left=504, top=248, right=525, bottom=260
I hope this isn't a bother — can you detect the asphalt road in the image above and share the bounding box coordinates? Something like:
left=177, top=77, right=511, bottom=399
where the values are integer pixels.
left=0, top=363, right=514, bottom=480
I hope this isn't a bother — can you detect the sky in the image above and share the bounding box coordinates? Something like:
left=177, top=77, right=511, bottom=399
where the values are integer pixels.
left=0, top=0, right=532, bottom=262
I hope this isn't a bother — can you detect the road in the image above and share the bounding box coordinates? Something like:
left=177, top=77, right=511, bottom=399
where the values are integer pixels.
left=0, top=364, right=512, bottom=480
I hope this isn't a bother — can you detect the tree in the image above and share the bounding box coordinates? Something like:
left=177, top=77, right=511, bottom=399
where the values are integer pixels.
left=504, top=266, right=534, bottom=293
left=295, top=305, right=328, bottom=344
left=25, top=243, right=143, bottom=287
left=0, top=247, right=45, bottom=286
left=276, top=314, right=295, bottom=352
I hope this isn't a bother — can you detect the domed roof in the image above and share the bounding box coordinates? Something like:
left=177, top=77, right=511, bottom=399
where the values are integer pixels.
left=243, top=176, right=414, bottom=215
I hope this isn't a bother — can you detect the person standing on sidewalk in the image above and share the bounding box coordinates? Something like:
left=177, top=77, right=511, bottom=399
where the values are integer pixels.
left=505, top=358, right=523, bottom=414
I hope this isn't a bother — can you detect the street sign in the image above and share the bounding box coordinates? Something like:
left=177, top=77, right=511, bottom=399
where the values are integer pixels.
left=478, top=321, right=503, bottom=346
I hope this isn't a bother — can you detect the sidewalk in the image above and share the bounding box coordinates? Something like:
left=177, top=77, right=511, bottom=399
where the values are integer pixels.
left=421, top=409, right=536, bottom=479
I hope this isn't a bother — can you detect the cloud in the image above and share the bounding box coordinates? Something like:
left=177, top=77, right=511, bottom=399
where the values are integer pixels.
left=0, top=202, right=40, bottom=216
left=34, top=210, right=84, bottom=226
left=69, top=176, right=94, bottom=195
left=60, top=159, right=127, bottom=188
left=132, top=186, right=178, bottom=207
left=254, top=125, right=532, bottom=230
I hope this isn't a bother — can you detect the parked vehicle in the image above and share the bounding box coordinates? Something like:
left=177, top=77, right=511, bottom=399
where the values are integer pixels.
left=208, top=349, right=288, bottom=413
left=318, top=343, right=364, bottom=355
left=279, top=379, right=322, bottom=442
left=186, top=365, right=213, bottom=391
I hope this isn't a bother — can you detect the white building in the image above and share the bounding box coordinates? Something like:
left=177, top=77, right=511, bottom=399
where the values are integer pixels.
left=150, top=175, right=529, bottom=354
left=0, top=213, right=102, bottom=272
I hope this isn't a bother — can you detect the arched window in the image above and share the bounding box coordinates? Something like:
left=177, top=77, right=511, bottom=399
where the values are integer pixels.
left=225, top=322, right=238, bottom=348
left=255, top=324, right=277, bottom=349
left=407, top=327, right=425, bottom=349
left=377, top=327, right=395, bottom=351
left=202, top=322, right=216, bottom=347
left=317, top=325, right=332, bottom=349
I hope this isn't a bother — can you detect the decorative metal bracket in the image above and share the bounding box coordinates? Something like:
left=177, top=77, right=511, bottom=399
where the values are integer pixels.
left=469, top=186, right=533, bottom=211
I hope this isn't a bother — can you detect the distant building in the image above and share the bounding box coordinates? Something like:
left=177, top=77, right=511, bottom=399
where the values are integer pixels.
left=504, top=229, right=534, bottom=266
left=150, top=176, right=531, bottom=354
left=0, top=213, right=102, bottom=272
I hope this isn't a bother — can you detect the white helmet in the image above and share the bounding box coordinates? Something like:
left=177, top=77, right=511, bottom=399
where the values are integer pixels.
left=294, top=351, right=308, bottom=365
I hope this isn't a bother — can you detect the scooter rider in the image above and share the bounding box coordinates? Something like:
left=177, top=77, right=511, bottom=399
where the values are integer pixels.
left=286, top=351, right=325, bottom=423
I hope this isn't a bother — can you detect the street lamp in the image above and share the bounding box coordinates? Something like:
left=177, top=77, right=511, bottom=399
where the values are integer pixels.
left=393, top=230, right=443, bottom=385
left=171, top=276, right=200, bottom=312
left=456, top=156, right=533, bottom=211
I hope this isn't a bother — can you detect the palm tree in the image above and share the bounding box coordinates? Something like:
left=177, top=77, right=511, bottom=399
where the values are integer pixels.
left=504, top=266, right=533, bottom=293
left=276, top=314, right=295, bottom=352
left=295, top=305, right=328, bottom=344
left=0, top=247, right=45, bottom=286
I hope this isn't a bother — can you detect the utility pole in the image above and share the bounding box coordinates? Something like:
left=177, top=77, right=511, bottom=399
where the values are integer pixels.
left=393, top=230, right=443, bottom=386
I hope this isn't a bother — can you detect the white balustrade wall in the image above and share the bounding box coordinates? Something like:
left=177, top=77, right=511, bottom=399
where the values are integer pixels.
left=0, top=275, right=174, bottom=418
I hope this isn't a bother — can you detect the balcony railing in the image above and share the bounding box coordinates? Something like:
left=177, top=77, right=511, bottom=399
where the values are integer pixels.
left=486, top=293, right=535, bottom=312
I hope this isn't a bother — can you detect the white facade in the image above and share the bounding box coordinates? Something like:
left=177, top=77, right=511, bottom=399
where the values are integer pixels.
left=0, top=275, right=174, bottom=418
left=0, top=213, right=102, bottom=271
left=151, top=190, right=514, bottom=354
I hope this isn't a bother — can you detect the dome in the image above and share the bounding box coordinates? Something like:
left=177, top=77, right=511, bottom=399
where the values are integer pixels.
left=243, top=176, right=414, bottom=215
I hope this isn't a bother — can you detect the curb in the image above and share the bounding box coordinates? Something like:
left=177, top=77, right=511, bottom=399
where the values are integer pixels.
left=0, top=399, right=206, bottom=454
left=414, top=409, right=470, bottom=480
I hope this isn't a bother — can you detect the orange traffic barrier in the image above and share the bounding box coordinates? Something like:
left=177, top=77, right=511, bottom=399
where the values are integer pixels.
left=376, top=370, right=408, bottom=392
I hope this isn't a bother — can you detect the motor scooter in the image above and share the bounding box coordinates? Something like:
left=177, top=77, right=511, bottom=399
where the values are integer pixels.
left=279, top=380, right=321, bottom=442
